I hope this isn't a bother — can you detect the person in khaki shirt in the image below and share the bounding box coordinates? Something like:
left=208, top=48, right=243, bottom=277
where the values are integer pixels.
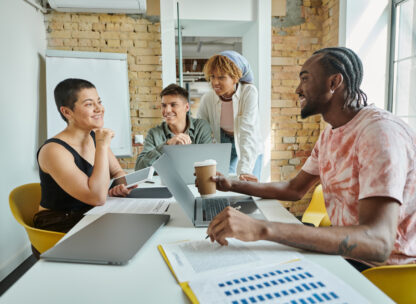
left=135, top=84, right=212, bottom=170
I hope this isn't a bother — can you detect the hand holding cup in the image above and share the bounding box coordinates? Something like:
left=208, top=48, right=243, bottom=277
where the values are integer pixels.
left=194, top=159, right=217, bottom=197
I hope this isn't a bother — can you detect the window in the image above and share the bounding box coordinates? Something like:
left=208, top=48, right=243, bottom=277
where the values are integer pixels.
left=389, top=0, right=416, bottom=130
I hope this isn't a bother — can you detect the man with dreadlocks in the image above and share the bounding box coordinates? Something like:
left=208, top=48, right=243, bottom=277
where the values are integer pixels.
left=201, top=47, right=416, bottom=270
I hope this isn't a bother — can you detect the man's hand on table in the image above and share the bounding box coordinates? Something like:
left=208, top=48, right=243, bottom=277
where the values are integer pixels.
left=206, top=206, right=269, bottom=246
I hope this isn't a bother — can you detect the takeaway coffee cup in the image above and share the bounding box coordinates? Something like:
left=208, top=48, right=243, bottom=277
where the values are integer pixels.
left=194, top=159, right=217, bottom=197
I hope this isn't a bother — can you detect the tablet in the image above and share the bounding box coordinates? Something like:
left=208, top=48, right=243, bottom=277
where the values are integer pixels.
left=128, top=187, right=173, bottom=199
left=109, top=166, right=154, bottom=189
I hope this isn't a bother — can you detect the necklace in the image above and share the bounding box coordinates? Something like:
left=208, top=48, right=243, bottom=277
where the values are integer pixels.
left=219, top=83, right=238, bottom=101
left=220, top=94, right=233, bottom=101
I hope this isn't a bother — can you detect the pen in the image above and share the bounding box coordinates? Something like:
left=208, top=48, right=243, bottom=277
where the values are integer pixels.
left=205, top=235, right=209, bottom=239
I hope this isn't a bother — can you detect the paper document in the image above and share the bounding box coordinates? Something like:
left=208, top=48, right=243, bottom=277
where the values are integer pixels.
left=189, top=258, right=370, bottom=304
left=161, top=239, right=303, bottom=283
left=85, top=197, right=171, bottom=215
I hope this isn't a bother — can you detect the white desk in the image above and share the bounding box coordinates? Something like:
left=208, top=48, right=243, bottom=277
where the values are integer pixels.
left=1, top=183, right=393, bottom=303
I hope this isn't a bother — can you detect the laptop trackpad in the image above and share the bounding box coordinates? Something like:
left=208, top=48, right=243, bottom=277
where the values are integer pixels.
left=231, top=199, right=259, bottom=214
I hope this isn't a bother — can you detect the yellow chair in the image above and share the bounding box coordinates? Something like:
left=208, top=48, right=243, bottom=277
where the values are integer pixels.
left=9, top=183, right=65, bottom=254
left=301, top=184, right=331, bottom=227
left=362, top=264, right=416, bottom=304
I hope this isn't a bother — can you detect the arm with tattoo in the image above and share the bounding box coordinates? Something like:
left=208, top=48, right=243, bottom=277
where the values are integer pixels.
left=207, top=197, right=400, bottom=263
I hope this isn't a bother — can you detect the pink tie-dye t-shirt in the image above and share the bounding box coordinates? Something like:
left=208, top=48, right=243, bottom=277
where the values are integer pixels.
left=302, top=106, right=416, bottom=265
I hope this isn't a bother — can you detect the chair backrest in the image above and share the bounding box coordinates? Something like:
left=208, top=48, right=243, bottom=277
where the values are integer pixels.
left=362, top=264, right=416, bottom=304
left=301, top=184, right=331, bottom=227
left=9, top=183, right=65, bottom=253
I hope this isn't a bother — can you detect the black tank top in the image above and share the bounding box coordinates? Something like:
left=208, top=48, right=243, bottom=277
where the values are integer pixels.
left=37, top=132, right=96, bottom=212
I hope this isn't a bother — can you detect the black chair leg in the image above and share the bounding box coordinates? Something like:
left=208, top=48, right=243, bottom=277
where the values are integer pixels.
left=31, top=245, right=40, bottom=260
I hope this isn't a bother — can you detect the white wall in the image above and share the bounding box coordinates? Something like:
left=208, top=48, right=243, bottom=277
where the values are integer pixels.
left=339, top=0, right=391, bottom=109
left=0, top=0, right=46, bottom=281
left=242, top=0, right=271, bottom=182
left=176, top=0, right=254, bottom=21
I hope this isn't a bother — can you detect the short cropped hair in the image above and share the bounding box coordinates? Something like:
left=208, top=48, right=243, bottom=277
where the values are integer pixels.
left=54, top=78, right=95, bottom=122
left=160, top=83, right=189, bottom=102
left=203, top=55, right=242, bottom=82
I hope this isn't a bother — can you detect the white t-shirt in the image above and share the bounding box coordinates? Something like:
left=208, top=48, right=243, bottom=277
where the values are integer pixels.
left=302, top=105, right=416, bottom=265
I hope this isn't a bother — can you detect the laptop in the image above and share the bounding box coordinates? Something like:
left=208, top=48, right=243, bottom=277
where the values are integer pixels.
left=152, top=154, right=266, bottom=227
left=41, top=213, right=170, bottom=265
left=162, top=143, right=232, bottom=184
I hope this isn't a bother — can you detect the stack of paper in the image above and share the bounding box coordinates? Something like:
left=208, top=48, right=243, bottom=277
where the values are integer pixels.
left=85, top=196, right=172, bottom=215
left=159, top=239, right=369, bottom=304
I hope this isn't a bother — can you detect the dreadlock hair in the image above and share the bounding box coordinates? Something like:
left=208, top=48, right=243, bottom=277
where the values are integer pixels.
left=313, top=47, right=368, bottom=109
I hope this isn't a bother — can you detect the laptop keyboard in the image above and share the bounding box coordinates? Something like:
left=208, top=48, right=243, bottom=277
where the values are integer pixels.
left=203, top=197, right=230, bottom=221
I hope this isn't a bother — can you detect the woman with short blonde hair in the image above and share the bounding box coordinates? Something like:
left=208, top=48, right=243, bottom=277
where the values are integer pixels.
left=197, top=51, right=263, bottom=181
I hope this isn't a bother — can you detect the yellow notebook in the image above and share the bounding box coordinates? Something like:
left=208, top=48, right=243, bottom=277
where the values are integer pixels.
left=158, top=245, right=199, bottom=304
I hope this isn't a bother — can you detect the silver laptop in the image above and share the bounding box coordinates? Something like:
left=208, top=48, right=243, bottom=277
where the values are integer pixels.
left=41, top=213, right=170, bottom=265
left=152, top=154, right=266, bottom=227
left=162, top=143, right=231, bottom=184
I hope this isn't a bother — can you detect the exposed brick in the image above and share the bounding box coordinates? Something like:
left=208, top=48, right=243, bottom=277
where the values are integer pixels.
left=48, top=21, right=64, bottom=30
left=271, top=151, right=293, bottom=160
left=272, top=57, right=297, bottom=66
left=120, top=23, right=134, bottom=32
left=78, top=39, right=92, bottom=47
left=48, top=38, right=64, bottom=47
left=134, top=40, right=147, bottom=48
left=130, top=64, right=157, bottom=72
left=296, top=136, right=309, bottom=144
left=107, top=39, right=120, bottom=48
left=283, top=137, right=296, bottom=144
left=275, top=143, right=299, bottom=151
left=78, top=23, right=92, bottom=31
left=271, top=100, right=297, bottom=108
left=139, top=108, right=160, bottom=118
left=147, top=24, right=160, bottom=33
left=121, top=40, right=134, bottom=48
left=49, top=31, right=72, bottom=39
left=47, top=12, right=71, bottom=22
left=289, top=158, right=301, bottom=165
left=64, top=22, right=78, bottom=31
left=101, top=31, right=120, bottom=39
left=136, top=32, right=156, bottom=40
left=302, top=123, right=320, bottom=129
left=281, top=108, right=301, bottom=115
left=72, top=15, right=99, bottom=23
left=92, top=23, right=105, bottom=31
left=134, top=24, right=148, bottom=32
left=136, top=56, right=161, bottom=64
left=72, top=31, right=100, bottom=39
left=75, top=47, right=100, bottom=52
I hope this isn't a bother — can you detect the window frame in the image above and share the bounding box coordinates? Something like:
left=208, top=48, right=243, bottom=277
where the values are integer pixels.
left=387, top=0, right=415, bottom=112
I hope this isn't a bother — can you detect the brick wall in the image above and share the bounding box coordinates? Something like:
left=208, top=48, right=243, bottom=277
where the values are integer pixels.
left=45, top=12, right=162, bottom=169
left=45, top=1, right=339, bottom=216
left=271, top=0, right=339, bottom=216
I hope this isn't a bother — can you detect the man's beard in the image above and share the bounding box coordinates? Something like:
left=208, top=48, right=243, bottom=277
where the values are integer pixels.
left=300, top=100, right=319, bottom=119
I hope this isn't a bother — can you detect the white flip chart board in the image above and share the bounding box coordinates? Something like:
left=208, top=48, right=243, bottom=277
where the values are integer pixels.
left=45, top=50, right=132, bottom=157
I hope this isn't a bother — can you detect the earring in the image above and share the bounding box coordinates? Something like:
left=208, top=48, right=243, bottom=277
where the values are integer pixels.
left=330, top=89, right=334, bottom=94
